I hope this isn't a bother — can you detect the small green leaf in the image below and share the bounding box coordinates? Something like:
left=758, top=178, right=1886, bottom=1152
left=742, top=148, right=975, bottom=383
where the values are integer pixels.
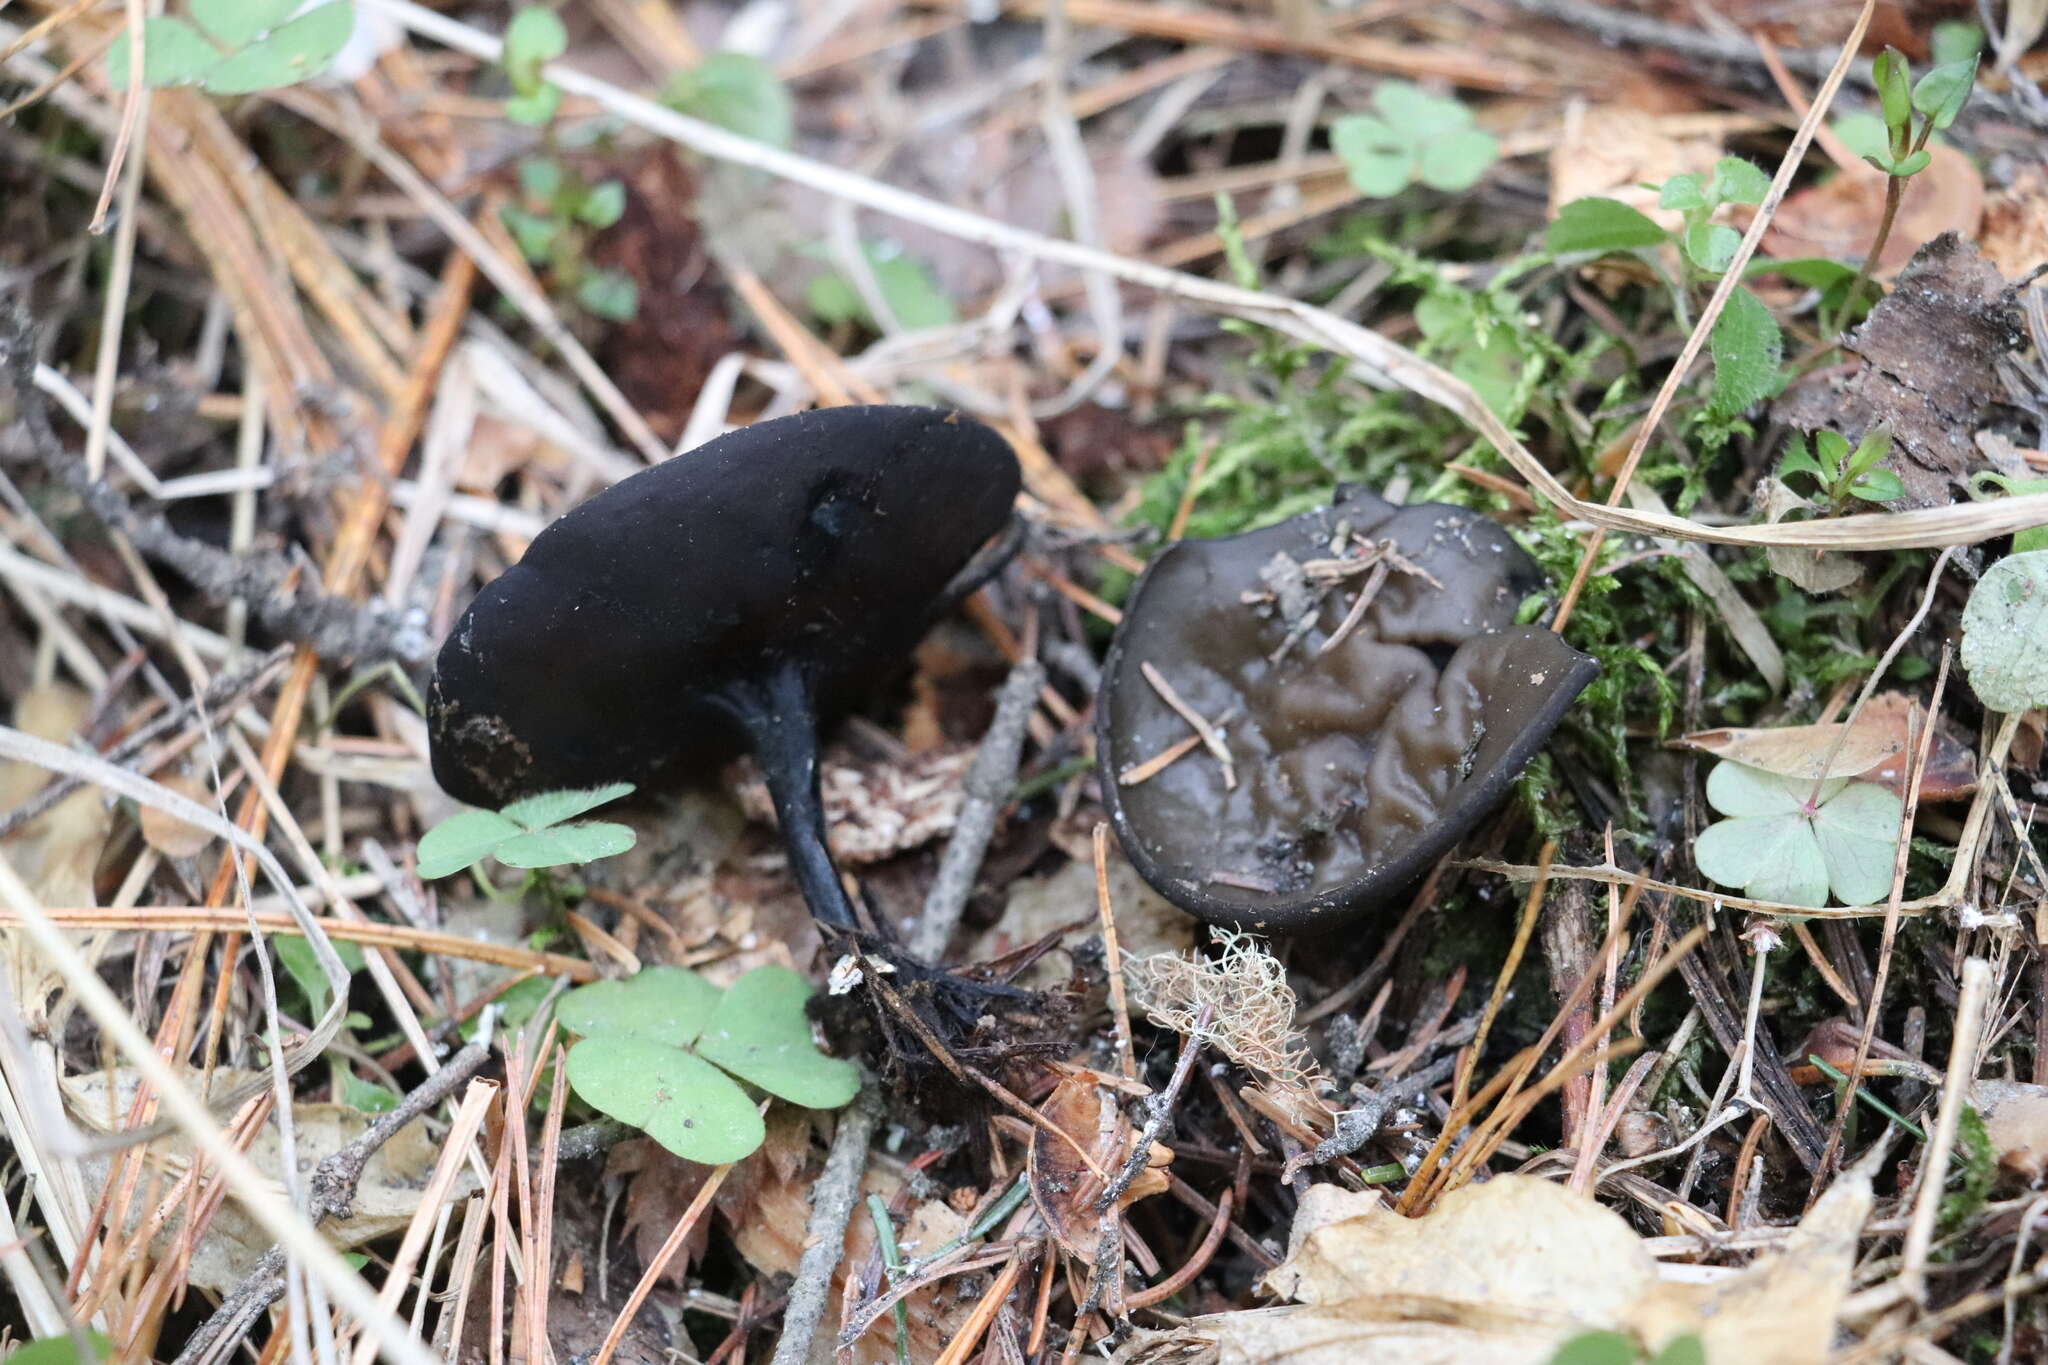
left=1371, top=81, right=1471, bottom=138
left=1682, top=220, right=1740, bottom=273
left=576, top=180, right=626, bottom=229
left=1651, top=1335, right=1707, bottom=1365
left=558, top=965, right=722, bottom=1048
left=1960, top=550, right=2048, bottom=713
left=500, top=781, right=635, bottom=831
left=416, top=808, right=522, bottom=879
left=1845, top=426, right=1892, bottom=478
left=462, top=975, right=555, bottom=1041
left=1912, top=58, right=1977, bottom=130
left=1872, top=149, right=1933, bottom=178
left=191, top=0, right=302, bottom=46
left=1931, top=21, right=1983, bottom=67
left=1809, top=780, right=1903, bottom=905
left=1331, top=115, right=1413, bottom=198
left=806, top=273, right=863, bottom=326
left=517, top=156, right=563, bottom=203
left=274, top=935, right=363, bottom=1018
left=500, top=206, right=559, bottom=262
left=1710, top=156, right=1771, bottom=207
left=5, top=1332, right=114, bottom=1365
left=203, top=3, right=357, bottom=94
left=1545, top=1331, right=1639, bottom=1365
left=1695, top=763, right=1902, bottom=906
left=1697, top=809, right=1829, bottom=906
left=574, top=268, right=640, bottom=322
left=1813, top=430, right=1850, bottom=474
left=1849, top=469, right=1905, bottom=502
left=566, top=1035, right=764, bottom=1163
left=1708, top=286, right=1782, bottom=418
left=664, top=52, right=794, bottom=148
left=107, top=18, right=221, bottom=90
left=1872, top=48, right=1913, bottom=134
left=504, top=7, right=567, bottom=93
left=342, top=1073, right=401, bottom=1113
left=493, top=820, right=635, bottom=868
left=1657, top=174, right=1706, bottom=210
left=696, top=966, right=859, bottom=1109
left=1416, top=128, right=1497, bottom=192
left=1777, top=438, right=1824, bottom=486
left=1749, top=256, right=1857, bottom=289
left=1545, top=197, right=1667, bottom=256
left=505, top=83, right=562, bottom=126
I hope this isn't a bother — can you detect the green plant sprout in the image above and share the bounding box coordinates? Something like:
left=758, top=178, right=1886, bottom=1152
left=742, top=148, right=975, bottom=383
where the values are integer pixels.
left=1777, top=427, right=1904, bottom=511
left=1967, top=472, right=2048, bottom=553
left=805, top=240, right=956, bottom=333
left=1546, top=1330, right=1705, bottom=1365
left=1692, top=760, right=1902, bottom=908
left=497, top=8, right=640, bottom=322
left=1544, top=161, right=1785, bottom=421
left=1331, top=82, right=1499, bottom=197
left=108, top=1, right=355, bottom=93
left=415, top=781, right=637, bottom=881
left=664, top=52, right=794, bottom=148
left=1822, top=45, right=1977, bottom=334
left=556, top=964, right=858, bottom=1162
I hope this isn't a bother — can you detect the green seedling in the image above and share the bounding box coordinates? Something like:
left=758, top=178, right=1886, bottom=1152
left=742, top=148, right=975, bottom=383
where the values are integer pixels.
left=1693, top=760, right=1902, bottom=908
left=108, top=1, right=355, bottom=93
left=1777, top=427, right=1904, bottom=511
left=1959, top=549, right=2048, bottom=714
left=500, top=156, right=638, bottom=322
left=1546, top=1331, right=1705, bottom=1365
left=557, top=964, right=858, bottom=1163
left=805, top=240, right=955, bottom=333
left=502, top=6, right=566, bottom=125
left=1545, top=160, right=1784, bottom=419
left=665, top=52, right=794, bottom=148
left=1331, top=81, right=1498, bottom=197
left=416, top=781, right=637, bottom=880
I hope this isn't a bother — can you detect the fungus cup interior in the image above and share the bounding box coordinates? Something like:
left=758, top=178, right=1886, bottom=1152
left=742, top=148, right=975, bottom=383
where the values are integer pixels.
left=429, top=404, right=1020, bottom=930
left=1099, top=487, right=1599, bottom=931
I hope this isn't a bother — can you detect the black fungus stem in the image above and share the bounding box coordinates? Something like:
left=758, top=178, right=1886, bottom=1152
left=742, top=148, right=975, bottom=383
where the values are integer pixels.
left=727, top=661, right=859, bottom=930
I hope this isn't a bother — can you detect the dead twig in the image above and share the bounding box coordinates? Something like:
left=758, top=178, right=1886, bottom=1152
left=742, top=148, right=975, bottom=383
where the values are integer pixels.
left=768, top=1086, right=881, bottom=1365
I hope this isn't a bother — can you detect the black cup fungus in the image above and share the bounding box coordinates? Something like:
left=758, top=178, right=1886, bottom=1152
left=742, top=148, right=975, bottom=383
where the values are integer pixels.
left=429, top=404, right=1021, bottom=930
left=1098, top=486, right=1599, bottom=931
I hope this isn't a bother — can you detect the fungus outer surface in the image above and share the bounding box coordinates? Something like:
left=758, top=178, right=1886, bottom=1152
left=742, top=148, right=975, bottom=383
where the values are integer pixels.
left=1098, top=487, right=1599, bottom=930
left=429, top=405, right=1020, bottom=810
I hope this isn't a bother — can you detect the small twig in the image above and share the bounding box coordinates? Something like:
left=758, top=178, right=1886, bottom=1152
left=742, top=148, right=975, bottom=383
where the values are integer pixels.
left=1118, top=706, right=1240, bottom=788
left=1094, top=822, right=1139, bottom=1085
left=1314, top=559, right=1390, bottom=658
left=1899, top=957, right=1994, bottom=1302
left=0, top=317, right=427, bottom=665
left=171, top=1040, right=494, bottom=1365
left=768, top=1086, right=882, bottom=1365
left=1139, top=661, right=1235, bottom=789
left=912, top=660, right=1046, bottom=962
left=592, top=1160, right=734, bottom=1365
left=1099, top=1004, right=1210, bottom=1210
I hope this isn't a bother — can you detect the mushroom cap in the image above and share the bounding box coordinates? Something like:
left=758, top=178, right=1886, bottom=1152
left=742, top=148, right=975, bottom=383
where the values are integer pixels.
left=1098, top=487, right=1598, bottom=931
left=430, top=405, right=1020, bottom=807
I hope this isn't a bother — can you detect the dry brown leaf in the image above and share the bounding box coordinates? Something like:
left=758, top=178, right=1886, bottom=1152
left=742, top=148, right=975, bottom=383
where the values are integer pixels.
left=1761, top=146, right=1984, bottom=279
left=1979, top=165, right=2048, bottom=283
left=1972, top=1079, right=2048, bottom=1184
left=139, top=772, right=217, bottom=858
left=1547, top=107, right=1721, bottom=229
left=1679, top=691, right=1974, bottom=800
left=1756, top=476, right=1865, bottom=594
left=1029, top=1073, right=1169, bottom=1264
left=1150, top=1170, right=1872, bottom=1365
left=1, top=683, right=110, bottom=908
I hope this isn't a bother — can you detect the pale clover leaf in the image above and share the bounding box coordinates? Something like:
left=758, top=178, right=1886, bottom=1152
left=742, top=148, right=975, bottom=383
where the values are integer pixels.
left=695, top=965, right=859, bottom=1108
left=566, top=1036, right=764, bottom=1164
left=1693, top=762, right=1903, bottom=907
left=1960, top=550, right=2048, bottom=714
left=500, top=781, right=636, bottom=830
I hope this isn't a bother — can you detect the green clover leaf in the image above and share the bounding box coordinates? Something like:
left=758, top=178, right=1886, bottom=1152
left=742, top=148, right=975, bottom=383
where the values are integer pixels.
left=1960, top=549, right=2048, bottom=714
left=1693, top=761, right=1902, bottom=907
left=558, top=965, right=857, bottom=1164
left=415, top=781, right=636, bottom=879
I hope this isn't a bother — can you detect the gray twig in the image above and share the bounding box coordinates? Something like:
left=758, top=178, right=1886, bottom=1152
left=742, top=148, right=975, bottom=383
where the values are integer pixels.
left=0, top=314, right=429, bottom=667
left=768, top=1085, right=881, bottom=1365
left=172, top=1041, right=493, bottom=1365
left=911, top=658, right=1046, bottom=962
left=1098, top=1005, right=1211, bottom=1212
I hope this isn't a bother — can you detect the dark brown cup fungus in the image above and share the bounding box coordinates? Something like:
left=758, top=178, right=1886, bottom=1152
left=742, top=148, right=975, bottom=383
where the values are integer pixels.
left=1098, top=486, right=1599, bottom=931
left=429, top=405, right=1021, bottom=931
